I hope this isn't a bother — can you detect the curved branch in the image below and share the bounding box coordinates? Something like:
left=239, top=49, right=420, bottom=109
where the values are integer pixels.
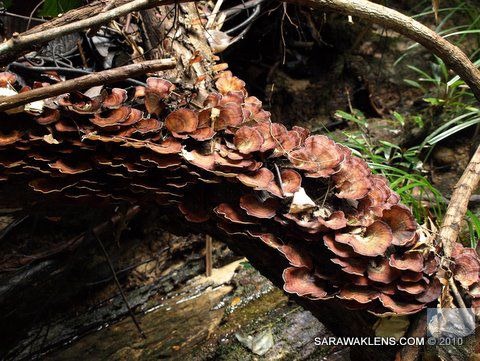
left=0, top=58, right=176, bottom=112
left=288, top=0, right=480, bottom=101
left=439, top=145, right=480, bottom=259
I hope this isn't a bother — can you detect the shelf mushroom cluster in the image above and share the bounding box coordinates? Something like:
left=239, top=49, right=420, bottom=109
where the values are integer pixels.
left=1, top=70, right=479, bottom=315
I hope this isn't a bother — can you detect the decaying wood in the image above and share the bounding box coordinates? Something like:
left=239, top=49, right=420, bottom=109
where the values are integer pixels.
left=0, top=58, right=176, bottom=112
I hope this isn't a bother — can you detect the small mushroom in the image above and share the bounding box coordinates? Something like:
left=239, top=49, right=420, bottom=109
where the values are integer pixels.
left=239, top=194, right=278, bottom=219
left=323, top=234, right=356, bottom=258
left=214, top=203, right=256, bottom=224
left=288, top=135, right=343, bottom=177
left=237, top=168, right=274, bottom=190
left=165, top=108, right=199, bottom=135
left=367, top=258, right=400, bottom=284
left=378, top=294, right=425, bottom=315
left=382, top=205, right=417, bottom=246
left=90, top=106, right=131, bottom=127
left=338, top=286, right=380, bottom=304
left=48, top=159, right=92, bottom=174
left=335, top=221, right=393, bottom=257
left=145, top=77, right=175, bottom=115
left=283, top=267, right=329, bottom=299
left=215, top=71, right=246, bottom=95
left=453, top=251, right=480, bottom=288
left=234, top=126, right=263, bottom=154
left=331, top=257, right=368, bottom=276
left=389, top=252, right=424, bottom=273
left=104, top=88, right=128, bottom=109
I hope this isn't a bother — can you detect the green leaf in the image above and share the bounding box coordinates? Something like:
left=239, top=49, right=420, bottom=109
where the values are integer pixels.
left=39, top=0, right=82, bottom=17
left=2, top=0, right=13, bottom=8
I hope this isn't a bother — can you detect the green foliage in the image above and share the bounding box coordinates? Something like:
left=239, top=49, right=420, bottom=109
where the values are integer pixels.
left=39, top=0, right=81, bottom=17
left=332, top=111, right=444, bottom=222
left=333, top=105, right=479, bottom=247
left=1, top=0, right=13, bottom=8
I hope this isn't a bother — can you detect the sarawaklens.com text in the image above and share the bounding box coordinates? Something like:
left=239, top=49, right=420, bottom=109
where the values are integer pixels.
left=314, top=337, right=464, bottom=346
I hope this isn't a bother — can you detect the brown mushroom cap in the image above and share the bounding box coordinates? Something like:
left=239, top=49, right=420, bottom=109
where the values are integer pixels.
left=237, top=168, right=274, bottom=189
left=48, top=159, right=92, bottom=174
left=36, top=108, right=60, bottom=125
left=104, top=88, right=128, bottom=109
left=319, top=211, right=348, bottom=230
left=378, top=294, right=425, bottom=315
left=389, top=252, right=424, bottom=273
left=288, top=135, right=343, bottom=177
left=338, top=286, right=380, bottom=304
left=165, top=108, right=199, bottom=134
left=215, top=71, right=246, bottom=94
left=215, top=103, right=244, bottom=130
left=453, top=251, right=480, bottom=288
left=397, top=281, right=426, bottom=295
left=333, top=157, right=372, bottom=200
left=239, top=194, right=278, bottom=219
left=268, top=169, right=302, bottom=197
left=214, top=203, right=256, bottom=224
left=247, top=231, right=282, bottom=249
left=323, top=234, right=356, bottom=258
left=0, top=130, right=22, bottom=146
left=91, top=106, right=131, bottom=127
left=367, top=258, right=400, bottom=284
left=331, top=257, right=368, bottom=276
left=335, top=221, right=393, bottom=257
left=279, top=243, right=313, bottom=269
left=134, top=118, right=163, bottom=134
left=283, top=267, right=329, bottom=299
left=145, top=77, right=175, bottom=115
left=233, top=126, right=264, bottom=154
left=182, top=149, right=215, bottom=171
left=292, top=126, right=310, bottom=142
left=382, top=205, right=417, bottom=246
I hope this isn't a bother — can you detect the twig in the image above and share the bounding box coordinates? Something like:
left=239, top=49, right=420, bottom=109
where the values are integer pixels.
left=0, top=58, right=176, bottom=112
left=26, top=0, right=45, bottom=30
left=92, top=230, right=147, bottom=339
left=274, top=163, right=285, bottom=197
left=205, top=235, right=213, bottom=277
left=4, top=0, right=480, bottom=104
left=438, top=145, right=480, bottom=260
left=0, top=0, right=186, bottom=65
left=288, top=0, right=480, bottom=101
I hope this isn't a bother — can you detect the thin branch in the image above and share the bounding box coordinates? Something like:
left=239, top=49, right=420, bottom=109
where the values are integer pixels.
left=0, top=0, right=186, bottom=65
left=92, top=230, right=147, bottom=339
left=3, top=0, right=480, bottom=105
left=0, top=58, right=176, bottom=112
left=205, top=235, right=213, bottom=277
left=288, top=0, right=480, bottom=101
left=438, top=145, right=480, bottom=260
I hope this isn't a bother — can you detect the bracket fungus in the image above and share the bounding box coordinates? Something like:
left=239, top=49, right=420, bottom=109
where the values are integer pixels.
left=2, top=69, right=478, bottom=317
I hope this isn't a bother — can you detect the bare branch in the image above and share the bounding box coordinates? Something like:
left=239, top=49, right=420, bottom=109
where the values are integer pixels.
left=438, top=145, right=480, bottom=259
left=0, top=0, right=185, bottom=65
left=0, top=58, right=176, bottom=112
left=288, top=0, right=480, bottom=101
